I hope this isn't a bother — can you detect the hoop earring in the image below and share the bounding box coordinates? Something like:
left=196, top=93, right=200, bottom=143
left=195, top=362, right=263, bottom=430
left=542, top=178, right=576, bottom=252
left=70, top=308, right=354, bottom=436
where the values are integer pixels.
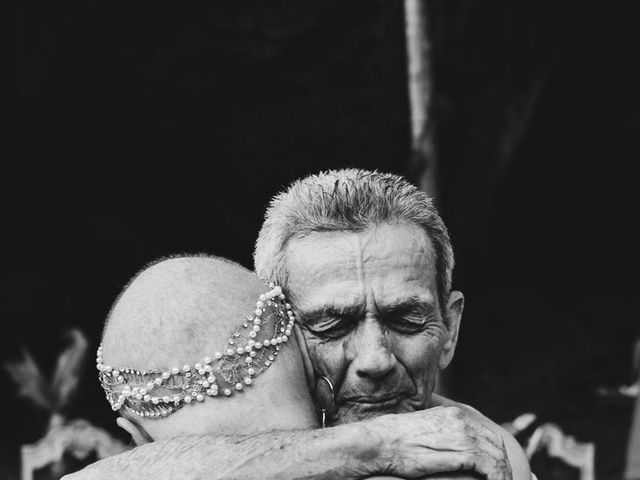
left=317, top=375, right=334, bottom=428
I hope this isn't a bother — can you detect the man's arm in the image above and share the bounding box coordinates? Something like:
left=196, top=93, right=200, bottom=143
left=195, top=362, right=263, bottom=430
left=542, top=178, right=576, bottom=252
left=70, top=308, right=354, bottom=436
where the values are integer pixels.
left=67, top=407, right=514, bottom=480
left=432, top=395, right=532, bottom=480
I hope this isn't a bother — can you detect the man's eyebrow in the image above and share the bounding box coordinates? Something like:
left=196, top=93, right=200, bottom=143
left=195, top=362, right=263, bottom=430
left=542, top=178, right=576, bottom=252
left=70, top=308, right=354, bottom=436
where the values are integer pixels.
left=298, top=304, right=366, bottom=325
left=377, top=297, right=437, bottom=316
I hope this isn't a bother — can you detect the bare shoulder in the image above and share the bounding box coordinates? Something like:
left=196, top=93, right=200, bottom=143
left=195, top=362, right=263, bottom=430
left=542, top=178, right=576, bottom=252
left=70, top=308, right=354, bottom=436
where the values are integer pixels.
left=432, top=395, right=532, bottom=480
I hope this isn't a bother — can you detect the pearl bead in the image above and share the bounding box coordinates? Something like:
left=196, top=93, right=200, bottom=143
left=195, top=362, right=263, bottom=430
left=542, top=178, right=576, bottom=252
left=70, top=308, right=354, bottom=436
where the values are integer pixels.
left=255, top=342, right=263, bottom=349
left=249, top=331, right=257, bottom=338
left=184, top=395, right=192, bottom=403
left=171, top=367, right=180, bottom=375
left=236, top=347, right=244, bottom=355
left=152, top=397, right=160, bottom=404
left=244, top=377, right=253, bottom=385
left=162, top=396, right=170, bottom=403
left=245, top=357, right=253, bottom=363
left=247, top=368, right=256, bottom=376
left=144, top=394, right=151, bottom=401
left=196, top=394, right=204, bottom=402
left=255, top=309, right=262, bottom=316
left=173, top=395, right=180, bottom=403
left=214, top=352, right=222, bottom=359
left=256, top=301, right=264, bottom=308
left=162, top=371, right=170, bottom=379
left=249, top=351, right=256, bottom=358
left=226, top=348, right=235, bottom=356
left=198, top=368, right=205, bottom=375
left=285, top=329, right=292, bottom=336
left=182, top=365, right=191, bottom=372
left=235, top=383, right=243, bottom=390
left=224, top=389, right=232, bottom=396
left=195, top=363, right=202, bottom=370
left=202, top=381, right=210, bottom=388
left=154, top=378, right=162, bottom=386
left=207, top=376, right=215, bottom=383
left=282, top=335, right=288, bottom=342
left=252, top=325, right=260, bottom=332
left=259, top=294, right=266, bottom=301
left=264, top=339, right=271, bottom=346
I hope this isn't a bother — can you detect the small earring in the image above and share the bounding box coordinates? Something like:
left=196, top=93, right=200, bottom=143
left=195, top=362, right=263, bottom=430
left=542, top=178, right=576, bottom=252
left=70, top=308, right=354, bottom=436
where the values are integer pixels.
left=317, top=375, right=334, bottom=428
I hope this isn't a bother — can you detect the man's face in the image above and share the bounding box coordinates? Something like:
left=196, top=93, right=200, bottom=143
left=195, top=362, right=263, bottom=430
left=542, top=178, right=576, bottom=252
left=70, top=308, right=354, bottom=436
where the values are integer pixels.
left=285, top=222, right=463, bottom=424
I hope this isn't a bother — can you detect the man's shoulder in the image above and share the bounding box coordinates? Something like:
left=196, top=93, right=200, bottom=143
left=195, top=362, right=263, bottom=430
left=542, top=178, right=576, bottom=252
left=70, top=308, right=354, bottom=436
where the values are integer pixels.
left=431, top=395, right=532, bottom=480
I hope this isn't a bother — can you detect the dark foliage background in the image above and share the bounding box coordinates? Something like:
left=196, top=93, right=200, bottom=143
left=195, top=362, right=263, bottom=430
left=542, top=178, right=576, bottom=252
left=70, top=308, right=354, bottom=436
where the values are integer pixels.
left=4, top=1, right=639, bottom=478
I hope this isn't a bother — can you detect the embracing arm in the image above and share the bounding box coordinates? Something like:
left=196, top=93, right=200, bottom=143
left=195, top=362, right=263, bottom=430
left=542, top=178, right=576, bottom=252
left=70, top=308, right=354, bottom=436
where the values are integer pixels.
left=67, top=407, right=517, bottom=480
left=69, top=425, right=375, bottom=480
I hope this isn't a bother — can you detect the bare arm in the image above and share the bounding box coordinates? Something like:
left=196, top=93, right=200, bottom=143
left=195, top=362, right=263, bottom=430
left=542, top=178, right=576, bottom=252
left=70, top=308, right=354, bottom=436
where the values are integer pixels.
left=70, top=426, right=374, bottom=480
left=67, top=407, right=517, bottom=480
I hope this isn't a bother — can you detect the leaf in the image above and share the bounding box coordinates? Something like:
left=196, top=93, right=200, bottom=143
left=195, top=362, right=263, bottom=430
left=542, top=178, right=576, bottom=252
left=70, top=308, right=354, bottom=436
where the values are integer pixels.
left=51, top=329, right=89, bottom=409
left=4, top=350, right=54, bottom=410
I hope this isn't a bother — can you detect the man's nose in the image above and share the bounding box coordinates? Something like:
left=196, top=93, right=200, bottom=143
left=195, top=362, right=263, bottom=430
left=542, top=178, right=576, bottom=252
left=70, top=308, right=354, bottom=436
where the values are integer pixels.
left=350, top=318, right=396, bottom=380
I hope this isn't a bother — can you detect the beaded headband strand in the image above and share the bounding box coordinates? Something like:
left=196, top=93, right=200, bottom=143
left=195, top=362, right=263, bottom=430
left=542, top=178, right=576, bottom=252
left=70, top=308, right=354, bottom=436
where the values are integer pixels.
left=97, top=284, right=295, bottom=418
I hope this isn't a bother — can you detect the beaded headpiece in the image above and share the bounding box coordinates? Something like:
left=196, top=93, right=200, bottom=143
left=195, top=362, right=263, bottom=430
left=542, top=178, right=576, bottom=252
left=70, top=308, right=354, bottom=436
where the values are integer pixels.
left=97, top=284, right=295, bottom=418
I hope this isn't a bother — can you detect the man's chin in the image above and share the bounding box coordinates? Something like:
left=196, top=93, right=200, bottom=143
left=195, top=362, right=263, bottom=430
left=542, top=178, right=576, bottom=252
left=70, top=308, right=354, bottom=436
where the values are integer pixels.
left=333, top=397, right=417, bottom=424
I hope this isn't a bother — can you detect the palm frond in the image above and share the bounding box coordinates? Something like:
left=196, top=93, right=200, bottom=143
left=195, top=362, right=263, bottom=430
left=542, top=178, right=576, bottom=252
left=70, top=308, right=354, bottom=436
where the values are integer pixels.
left=4, top=350, right=54, bottom=410
left=51, top=329, right=89, bottom=408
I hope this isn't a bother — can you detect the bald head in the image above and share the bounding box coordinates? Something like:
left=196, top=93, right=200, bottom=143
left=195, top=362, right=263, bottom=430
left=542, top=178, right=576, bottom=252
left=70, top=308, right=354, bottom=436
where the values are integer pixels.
left=103, top=256, right=265, bottom=368
left=101, top=256, right=317, bottom=440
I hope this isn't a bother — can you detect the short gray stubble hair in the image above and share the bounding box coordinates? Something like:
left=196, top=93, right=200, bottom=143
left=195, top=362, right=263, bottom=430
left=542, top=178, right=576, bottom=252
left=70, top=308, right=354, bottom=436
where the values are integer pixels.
left=254, top=169, right=455, bottom=311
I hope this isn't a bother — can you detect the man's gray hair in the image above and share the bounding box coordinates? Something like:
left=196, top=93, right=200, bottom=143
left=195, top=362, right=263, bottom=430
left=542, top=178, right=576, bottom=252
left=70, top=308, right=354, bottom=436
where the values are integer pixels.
left=254, top=169, right=455, bottom=310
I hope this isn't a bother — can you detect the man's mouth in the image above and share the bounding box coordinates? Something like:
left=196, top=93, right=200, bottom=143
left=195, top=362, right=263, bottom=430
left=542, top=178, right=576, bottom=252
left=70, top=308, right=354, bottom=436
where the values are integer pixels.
left=342, top=394, right=405, bottom=411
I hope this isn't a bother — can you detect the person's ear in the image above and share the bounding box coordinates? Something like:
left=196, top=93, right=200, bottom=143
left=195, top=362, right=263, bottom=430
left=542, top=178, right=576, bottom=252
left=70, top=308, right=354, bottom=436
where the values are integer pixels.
left=116, top=416, right=153, bottom=446
left=293, top=323, right=315, bottom=394
left=439, top=290, right=464, bottom=369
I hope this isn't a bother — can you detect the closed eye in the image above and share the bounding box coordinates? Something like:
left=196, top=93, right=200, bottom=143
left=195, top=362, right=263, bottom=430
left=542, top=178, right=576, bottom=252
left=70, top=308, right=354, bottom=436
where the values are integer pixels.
left=299, top=306, right=363, bottom=339
left=380, top=302, right=438, bottom=334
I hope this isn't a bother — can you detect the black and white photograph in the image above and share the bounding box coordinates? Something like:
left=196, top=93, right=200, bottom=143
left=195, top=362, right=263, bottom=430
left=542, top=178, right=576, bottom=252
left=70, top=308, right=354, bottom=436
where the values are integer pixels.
left=4, top=1, right=639, bottom=479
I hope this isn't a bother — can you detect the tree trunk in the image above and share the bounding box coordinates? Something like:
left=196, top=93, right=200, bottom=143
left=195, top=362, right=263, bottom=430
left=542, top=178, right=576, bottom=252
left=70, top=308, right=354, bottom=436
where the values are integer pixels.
left=404, top=0, right=438, bottom=203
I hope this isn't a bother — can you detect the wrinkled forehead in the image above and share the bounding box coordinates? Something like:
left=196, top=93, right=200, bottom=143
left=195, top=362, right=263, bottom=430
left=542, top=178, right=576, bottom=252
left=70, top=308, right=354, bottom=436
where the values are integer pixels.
left=283, top=222, right=438, bottom=312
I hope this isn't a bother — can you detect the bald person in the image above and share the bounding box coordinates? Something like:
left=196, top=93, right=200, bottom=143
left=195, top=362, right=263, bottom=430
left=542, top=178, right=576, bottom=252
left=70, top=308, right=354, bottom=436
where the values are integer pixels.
left=97, top=255, right=317, bottom=444
left=74, top=255, right=516, bottom=479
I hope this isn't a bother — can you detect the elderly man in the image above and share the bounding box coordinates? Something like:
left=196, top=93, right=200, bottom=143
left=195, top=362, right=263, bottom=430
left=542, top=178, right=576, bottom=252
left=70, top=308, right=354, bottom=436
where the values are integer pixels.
left=71, top=170, right=530, bottom=479
left=255, top=168, right=465, bottom=425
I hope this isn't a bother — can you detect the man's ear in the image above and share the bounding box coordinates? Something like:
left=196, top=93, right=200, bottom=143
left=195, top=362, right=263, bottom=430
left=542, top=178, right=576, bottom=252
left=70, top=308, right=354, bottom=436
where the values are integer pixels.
left=439, top=290, right=464, bottom=369
left=293, top=323, right=316, bottom=394
left=117, top=416, right=153, bottom=446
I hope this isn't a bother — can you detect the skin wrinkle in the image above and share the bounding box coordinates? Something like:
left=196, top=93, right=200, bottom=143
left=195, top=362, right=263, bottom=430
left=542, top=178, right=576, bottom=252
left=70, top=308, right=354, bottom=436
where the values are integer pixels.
left=285, top=222, right=456, bottom=425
